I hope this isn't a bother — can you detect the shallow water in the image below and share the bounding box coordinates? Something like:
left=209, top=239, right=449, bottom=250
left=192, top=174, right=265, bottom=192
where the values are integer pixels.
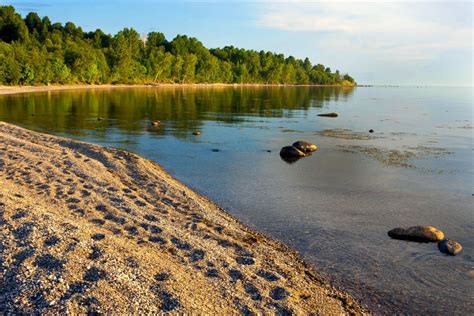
left=0, top=86, right=472, bottom=314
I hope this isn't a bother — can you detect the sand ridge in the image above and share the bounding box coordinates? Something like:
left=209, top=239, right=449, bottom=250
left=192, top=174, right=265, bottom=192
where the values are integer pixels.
left=0, top=122, right=366, bottom=314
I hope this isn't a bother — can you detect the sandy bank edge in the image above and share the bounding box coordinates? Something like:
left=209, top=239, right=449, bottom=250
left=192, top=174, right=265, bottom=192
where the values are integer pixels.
left=0, top=83, right=354, bottom=95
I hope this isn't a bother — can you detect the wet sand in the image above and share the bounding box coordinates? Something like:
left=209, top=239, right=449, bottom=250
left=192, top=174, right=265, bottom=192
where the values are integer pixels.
left=0, top=122, right=366, bottom=314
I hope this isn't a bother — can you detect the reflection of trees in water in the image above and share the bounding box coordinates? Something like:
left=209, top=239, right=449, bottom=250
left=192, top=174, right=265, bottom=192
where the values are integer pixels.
left=0, top=86, right=354, bottom=139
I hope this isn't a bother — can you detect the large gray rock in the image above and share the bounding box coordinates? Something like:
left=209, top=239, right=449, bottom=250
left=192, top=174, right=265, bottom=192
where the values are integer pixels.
left=388, top=226, right=444, bottom=242
left=279, top=146, right=305, bottom=158
left=438, top=239, right=462, bottom=255
left=292, top=141, right=318, bottom=153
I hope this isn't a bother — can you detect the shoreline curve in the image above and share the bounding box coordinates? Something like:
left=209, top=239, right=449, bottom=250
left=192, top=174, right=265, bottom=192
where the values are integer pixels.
left=0, top=83, right=355, bottom=96
left=0, top=121, right=367, bottom=314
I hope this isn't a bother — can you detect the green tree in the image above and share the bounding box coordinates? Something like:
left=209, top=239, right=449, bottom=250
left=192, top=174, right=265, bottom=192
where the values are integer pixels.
left=182, top=53, right=197, bottom=83
left=0, top=6, right=29, bottom=43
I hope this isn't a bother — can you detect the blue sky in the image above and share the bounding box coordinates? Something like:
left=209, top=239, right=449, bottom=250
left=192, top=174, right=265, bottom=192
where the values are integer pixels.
left=2, top=0, right=473, bottom=86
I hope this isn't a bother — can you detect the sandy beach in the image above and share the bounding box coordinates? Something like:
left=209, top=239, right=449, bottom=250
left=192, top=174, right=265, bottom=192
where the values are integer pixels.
left=0, top=84, right=137, bottom=95
left=0, top=83, right=353, bottom=96
left=0, top=121, right=366, bottom=314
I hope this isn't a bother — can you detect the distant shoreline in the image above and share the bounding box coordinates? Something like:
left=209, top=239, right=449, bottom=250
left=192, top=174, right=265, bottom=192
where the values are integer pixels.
left=0, top=83, right=355, bottom=96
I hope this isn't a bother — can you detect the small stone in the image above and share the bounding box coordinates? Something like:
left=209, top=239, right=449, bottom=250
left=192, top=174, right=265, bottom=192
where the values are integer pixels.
left=317, top=112, right=338, bottom=118
left=438, top=239, right=462, bottom=255
left=292, top=141, right=318, bottom=153
left=388, top=225, right=444, bottom=242
left=279, top=146, right=305, bottom=158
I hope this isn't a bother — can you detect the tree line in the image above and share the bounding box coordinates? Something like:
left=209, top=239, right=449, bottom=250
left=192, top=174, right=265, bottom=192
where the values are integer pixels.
left=0, top=6, right=355, bottom=86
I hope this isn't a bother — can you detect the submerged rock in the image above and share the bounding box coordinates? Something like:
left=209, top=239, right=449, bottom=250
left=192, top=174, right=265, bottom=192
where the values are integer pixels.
left=388, top=226, right=444, bottom=242
left=279, top=146, right=305, bottom=158
left=292, top=141, right=318, bottom=153
left=317, top=112, right=338, bottom=118
left=438, top=239, right=462, bottom=255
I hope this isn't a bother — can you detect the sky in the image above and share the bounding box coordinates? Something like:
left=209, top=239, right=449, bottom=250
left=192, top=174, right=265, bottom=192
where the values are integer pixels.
left=2, top=0, right=473, bottom=86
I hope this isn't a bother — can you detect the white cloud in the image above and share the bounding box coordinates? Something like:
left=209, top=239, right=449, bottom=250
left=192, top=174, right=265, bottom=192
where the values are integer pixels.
left=256, top=1, right=472, bottom=60
left=255, top=1, right=472, bottom=84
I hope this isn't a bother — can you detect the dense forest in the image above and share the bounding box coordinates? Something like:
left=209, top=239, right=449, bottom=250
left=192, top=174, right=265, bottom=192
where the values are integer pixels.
left=0, top=6, right=355, bottom=86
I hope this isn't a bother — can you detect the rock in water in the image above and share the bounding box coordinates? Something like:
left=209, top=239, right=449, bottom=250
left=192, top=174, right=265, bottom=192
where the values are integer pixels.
left=292, top=141, right=318, bottom=153
left=280, top=155, right=303, bottom=164
left=438, top=239, right=462, bottom=255
left=387, top=226, right=444, bottom=242
left=317, top=113, right=338, bottom=118
left=279, top=146, right=305, bottom=158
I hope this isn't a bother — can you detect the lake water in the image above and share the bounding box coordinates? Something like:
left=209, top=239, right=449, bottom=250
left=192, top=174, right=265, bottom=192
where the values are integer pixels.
left=0, top=86, right=472, bottom=314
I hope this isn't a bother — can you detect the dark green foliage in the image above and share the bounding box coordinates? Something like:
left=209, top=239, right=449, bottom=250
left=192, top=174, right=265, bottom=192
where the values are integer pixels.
left=0, top=6, right=29, bottom=43
left=0, top=6, right=355, bottom=85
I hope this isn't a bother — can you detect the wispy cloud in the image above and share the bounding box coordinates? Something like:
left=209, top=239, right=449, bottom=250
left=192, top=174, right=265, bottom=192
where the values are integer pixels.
left=256, top=1, right=472, bottom=61
left=254, top=0, right=472, bottom=84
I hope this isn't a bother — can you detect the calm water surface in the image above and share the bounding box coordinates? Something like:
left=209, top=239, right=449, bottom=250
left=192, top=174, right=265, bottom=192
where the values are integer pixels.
left=0, top=86, right=472, bottom=314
